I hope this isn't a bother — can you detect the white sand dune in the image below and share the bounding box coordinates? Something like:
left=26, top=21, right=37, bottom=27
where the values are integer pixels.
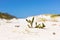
left=0, top=14, right=60, bottom=40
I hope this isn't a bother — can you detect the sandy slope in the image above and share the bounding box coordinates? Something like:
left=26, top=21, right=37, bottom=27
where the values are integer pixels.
left=0, top=15, right=60, bottom=40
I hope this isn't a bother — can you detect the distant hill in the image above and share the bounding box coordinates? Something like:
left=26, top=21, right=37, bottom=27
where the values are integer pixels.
left=0, top=12, right=17, bottom=20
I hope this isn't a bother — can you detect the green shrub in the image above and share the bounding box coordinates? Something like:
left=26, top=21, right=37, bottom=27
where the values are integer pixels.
left=35, top=22, right=45, bottom=29
left=26, top=17, right=34, bottom=28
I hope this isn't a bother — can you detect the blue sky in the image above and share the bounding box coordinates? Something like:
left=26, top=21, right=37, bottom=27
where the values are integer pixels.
left=0, top=0, right=60, bottom=18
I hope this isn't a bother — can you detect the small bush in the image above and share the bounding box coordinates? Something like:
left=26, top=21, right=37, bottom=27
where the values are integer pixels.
left=35, top=22, right=45, bottom=29
left=26, top=17, right=34, bottom=28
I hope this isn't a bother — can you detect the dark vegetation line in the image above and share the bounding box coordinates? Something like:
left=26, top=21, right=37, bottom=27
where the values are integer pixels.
left=0, top=12, right=17, bottom=20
